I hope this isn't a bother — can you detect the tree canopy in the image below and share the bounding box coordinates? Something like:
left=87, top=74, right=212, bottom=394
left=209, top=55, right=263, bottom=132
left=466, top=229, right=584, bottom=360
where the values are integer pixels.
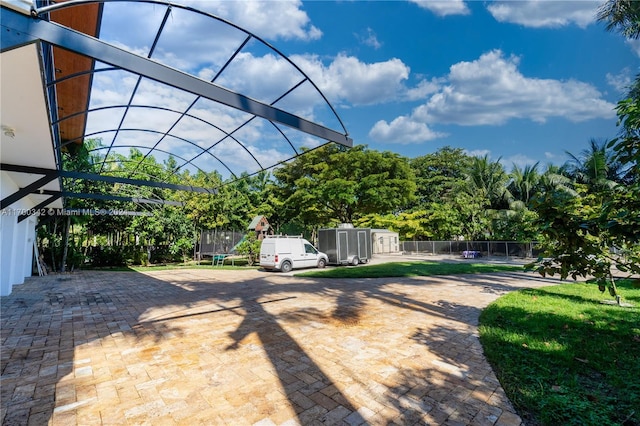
left=525, top=0, right=640, bottom=298
left=271, top=144, right=416, bottom=227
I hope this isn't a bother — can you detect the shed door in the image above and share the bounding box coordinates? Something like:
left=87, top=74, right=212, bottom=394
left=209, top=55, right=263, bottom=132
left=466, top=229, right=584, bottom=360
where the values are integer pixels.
left=357, top=231, right=368, bottom=260
left=338, top=231, right=348, bottom=263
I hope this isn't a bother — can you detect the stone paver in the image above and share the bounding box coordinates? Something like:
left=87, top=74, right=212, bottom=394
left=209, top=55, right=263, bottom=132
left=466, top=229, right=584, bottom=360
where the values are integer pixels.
left=0, top=268, right=560, bottom=425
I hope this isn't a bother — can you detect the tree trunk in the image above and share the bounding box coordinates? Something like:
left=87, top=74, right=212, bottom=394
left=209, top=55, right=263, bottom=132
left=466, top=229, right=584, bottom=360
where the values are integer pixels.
left=60, top=216, right=71, bottom=273
left=51, top=220, right=58, bottom=272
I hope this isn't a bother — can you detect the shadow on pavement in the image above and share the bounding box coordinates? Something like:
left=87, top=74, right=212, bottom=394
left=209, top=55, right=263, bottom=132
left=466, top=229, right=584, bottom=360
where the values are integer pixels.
left=1, top=268, right=549, bottom=424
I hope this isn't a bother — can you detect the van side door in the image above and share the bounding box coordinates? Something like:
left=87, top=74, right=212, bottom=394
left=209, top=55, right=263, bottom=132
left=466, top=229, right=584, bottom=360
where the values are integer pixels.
left=302, top=242, right=320, bottom=268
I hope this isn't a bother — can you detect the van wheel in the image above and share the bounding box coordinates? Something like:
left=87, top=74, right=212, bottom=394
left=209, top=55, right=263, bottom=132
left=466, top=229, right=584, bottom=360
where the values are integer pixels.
left=280, top=261, right=292, bottom=273
left=350, top=257, right=359, bottom=266
left=317, top=258, right=326, bottom=269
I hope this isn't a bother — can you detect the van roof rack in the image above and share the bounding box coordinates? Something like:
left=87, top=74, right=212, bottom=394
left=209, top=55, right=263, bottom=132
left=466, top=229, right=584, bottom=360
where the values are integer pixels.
left=264, top=234, right=304, bottom=239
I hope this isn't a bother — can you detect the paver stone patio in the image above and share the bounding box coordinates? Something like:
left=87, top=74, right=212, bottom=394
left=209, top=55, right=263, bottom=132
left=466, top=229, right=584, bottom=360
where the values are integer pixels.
left=1, top=268, right=559, bottom=425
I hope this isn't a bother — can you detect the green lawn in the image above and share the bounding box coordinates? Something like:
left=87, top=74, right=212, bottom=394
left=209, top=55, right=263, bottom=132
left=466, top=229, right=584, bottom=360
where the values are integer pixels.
left=295, top=261, right=523, bottom=278
left=479, top=280, right=640, bottom=426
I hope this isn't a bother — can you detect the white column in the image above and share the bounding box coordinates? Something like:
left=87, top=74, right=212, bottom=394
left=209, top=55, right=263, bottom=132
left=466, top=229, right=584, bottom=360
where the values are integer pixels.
left=1, top=171, right=37, bottom=294
left=10, top=217, right=27, bottom=285
left=23, top=217, right=36, bottom=277
left=0, top=211, right=17, bottom=296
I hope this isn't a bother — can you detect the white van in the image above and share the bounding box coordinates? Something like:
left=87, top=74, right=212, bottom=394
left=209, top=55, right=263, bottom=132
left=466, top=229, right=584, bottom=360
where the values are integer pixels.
left=259, top=236, right=328, bottom=273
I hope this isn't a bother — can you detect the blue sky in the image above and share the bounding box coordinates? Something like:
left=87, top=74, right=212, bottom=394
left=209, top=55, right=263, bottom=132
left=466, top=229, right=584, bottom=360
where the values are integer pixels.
left=37, top=0, right=640, bottom=176
left=293, top=0, right=636, bottom=170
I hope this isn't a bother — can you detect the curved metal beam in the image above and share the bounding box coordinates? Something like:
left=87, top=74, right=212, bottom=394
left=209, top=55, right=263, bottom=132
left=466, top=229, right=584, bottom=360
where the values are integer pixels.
left=55, top=105, right=246, bottom=154
left=86, top=145, right=236, bottom=182
left=34, top=0, right=350, bottom=140
left=2, top=6, right=352, bottom=146
left=78, top=128, right=241, bottom=178
left=99, top=4, right=172, bottom=173
left=0, top=163, right=218, bottom=194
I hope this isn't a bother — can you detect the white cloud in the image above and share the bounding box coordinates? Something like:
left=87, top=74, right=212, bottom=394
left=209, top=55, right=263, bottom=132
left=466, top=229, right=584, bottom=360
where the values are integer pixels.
left=97, top=2, right=414, bottom=121
left=606, top=68, right=633, bottom=94
left=86, top=68, right=299, bottom=176
left=465, top=151, right=542, bottom=172
left=405, top=78, right=443, bottom=101
left=182, top=0, right=322, bottom=41
left=626, top=39, right=640, bottom=57
left=412, top=50, right=615, bottom=126
left=356, top=28, right=382, bottom=49
left=203, top=51, right=414, bottom=121
left=487, top=0, right=599, bottom=28
left=409, top=0, right=470, bottom=16
left=502, top=154, right=538, bottom=170
left=98, top=1, right=321, bottom=79
left=87, top=49, right=416, bottom=170
left=294, top=54, right=411, bottom=106
left=217, top=52, right=303, bottom=103
left=369, top=116, right=446, bottom=143
left=464, top=149, right=491, bottom=158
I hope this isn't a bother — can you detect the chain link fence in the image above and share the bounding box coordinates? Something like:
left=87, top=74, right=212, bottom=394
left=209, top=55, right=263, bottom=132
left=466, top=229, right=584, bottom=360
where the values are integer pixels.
left=399, top=241, right=539, bottom=259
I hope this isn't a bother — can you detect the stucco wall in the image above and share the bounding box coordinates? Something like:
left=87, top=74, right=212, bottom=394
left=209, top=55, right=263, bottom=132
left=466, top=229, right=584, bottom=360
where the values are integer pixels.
left=1, top=170, right=37, bottom=296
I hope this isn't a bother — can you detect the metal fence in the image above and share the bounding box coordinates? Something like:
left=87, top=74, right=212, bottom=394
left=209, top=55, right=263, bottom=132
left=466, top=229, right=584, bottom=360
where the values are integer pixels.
left=399, top=241, right=539, bottom=259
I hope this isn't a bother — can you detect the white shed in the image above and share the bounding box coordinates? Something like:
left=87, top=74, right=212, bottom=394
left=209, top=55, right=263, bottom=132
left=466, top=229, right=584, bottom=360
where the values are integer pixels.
left=371, top=229, right=400, bottom=254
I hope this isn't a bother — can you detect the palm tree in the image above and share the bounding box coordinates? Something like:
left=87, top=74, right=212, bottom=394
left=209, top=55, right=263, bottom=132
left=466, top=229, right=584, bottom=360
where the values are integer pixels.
left=563, top=138, right=624, bottom=191
left=466, top=155, right=511, bottom=209
left=597, top=0, right=640, bottom=39
left=508, top=162, right=540, bottom=204
left=538, top=163, right=576, bottom=195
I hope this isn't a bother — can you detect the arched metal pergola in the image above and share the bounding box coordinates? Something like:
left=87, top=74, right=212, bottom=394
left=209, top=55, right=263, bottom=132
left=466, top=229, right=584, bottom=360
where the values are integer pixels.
left=0, top=0, right=352, bottom=218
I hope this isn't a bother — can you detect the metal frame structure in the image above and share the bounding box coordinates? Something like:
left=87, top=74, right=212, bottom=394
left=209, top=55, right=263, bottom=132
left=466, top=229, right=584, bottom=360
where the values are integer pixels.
left=1, top=0, right=352, bottom=217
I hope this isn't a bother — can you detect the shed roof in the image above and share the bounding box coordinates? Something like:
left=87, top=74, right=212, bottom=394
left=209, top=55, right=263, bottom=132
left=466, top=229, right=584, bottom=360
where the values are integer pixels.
left=248, top=215, right=268, bottom=230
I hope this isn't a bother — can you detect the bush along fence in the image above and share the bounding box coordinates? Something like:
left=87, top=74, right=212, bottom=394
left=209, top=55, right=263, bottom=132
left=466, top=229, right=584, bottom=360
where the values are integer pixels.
left=399, top=241, right=540, bottom=259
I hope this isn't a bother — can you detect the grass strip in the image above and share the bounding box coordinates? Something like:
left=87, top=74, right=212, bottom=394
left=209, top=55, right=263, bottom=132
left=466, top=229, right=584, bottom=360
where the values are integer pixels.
left=296, top=261, right=523, bottom=278
left=479, top=280, right=640, bottom=426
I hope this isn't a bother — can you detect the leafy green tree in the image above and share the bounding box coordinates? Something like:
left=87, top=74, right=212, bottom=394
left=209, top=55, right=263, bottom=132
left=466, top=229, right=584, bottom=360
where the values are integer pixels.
left=409, top=146, right=473, bottom=208
left=418, top=202, right=466, bottom=240
left=597, top=0, right=640, bottom=285
left=58, top=138, right=133, bottom=267
left=528, top=1, right=640, bottom=299
left=272, top=144, right=416, bottom=226
left=178, top=170, right=228, bottom=230
left=391, top=211, right=435, bottom=240
left=455, top=156, right=511, bottom=239
left=223, top=174, right=268, bottom=230
left=611, top=78, right=640, bottom=178
left=170, top=236, right=195, bottom=264
left=489, top=200, right=539, bottom=242
left=454, top=191, right=490, bottom=240
left=356, top=204, right=463, bottom=241
left=528, top=184, right=625, bottom=297
left=234, top=233, right=262, bottom=265
left=530, top=143, right=638, bottom=299
left=486, top=163, right=543, bottom=242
